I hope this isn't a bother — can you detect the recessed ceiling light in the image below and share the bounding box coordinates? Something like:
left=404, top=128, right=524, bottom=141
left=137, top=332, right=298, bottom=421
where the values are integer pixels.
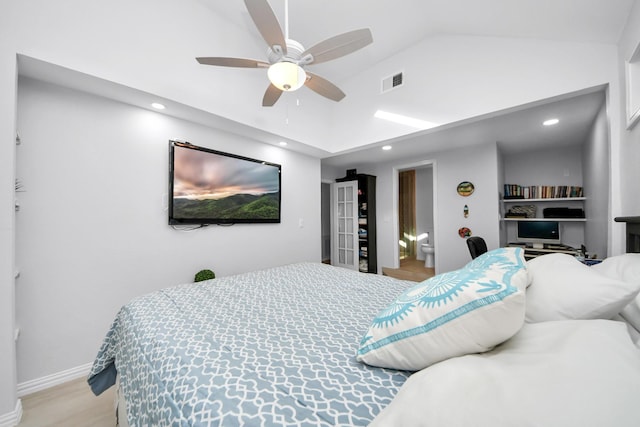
left=382, top=145, right=392, bottom=151
left=151, top=102, right=166, bottom=110
left=279, top=141, right=288, bottom=146
left=543, top=118, right=559, bottom=126
left=374, top=110, right=439, bottom=129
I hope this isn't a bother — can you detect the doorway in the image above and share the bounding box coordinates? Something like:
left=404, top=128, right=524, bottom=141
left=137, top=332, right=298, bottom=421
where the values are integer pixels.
left=399, top=170, right=416, bottom=260
left=389, top=163, right=436, bottom=281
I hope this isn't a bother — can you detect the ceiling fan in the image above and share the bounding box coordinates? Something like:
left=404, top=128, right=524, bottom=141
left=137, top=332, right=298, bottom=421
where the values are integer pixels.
left=196, top=0, right=373, bottom=107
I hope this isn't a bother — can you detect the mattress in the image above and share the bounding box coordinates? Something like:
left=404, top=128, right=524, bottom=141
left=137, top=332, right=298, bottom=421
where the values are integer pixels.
left=88, top=262, right=415, bottom=426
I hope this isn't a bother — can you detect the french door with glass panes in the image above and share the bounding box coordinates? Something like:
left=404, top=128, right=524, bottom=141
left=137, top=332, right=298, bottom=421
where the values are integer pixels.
left=331, top=180, right=359, bottom=270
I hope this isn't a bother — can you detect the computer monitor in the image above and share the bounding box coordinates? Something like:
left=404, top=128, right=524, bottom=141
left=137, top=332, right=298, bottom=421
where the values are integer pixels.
left=517, top=221, right=561, bottom=248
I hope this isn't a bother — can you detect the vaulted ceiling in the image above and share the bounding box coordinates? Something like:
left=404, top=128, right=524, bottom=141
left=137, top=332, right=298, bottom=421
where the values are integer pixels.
left=14, top=0, right=634, bottom=159
left=195, top=0, right=631, bottom=158
left=200, top=0, right=631, bottom=83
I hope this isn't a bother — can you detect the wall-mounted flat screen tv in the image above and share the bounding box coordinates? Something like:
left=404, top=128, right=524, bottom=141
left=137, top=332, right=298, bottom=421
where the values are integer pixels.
left=169, top=140, right=281, bottom=225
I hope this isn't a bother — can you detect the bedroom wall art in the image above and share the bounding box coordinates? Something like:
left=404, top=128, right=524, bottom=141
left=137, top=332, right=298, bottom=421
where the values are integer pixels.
left=456, top=181, right=474, bottom=196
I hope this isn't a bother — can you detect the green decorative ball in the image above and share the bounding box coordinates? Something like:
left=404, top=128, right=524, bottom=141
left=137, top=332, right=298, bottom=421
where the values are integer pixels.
left=194, top=269, right=215, bottom=282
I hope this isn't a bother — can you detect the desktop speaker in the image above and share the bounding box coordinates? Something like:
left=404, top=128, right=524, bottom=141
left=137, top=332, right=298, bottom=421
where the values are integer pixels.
left=543, top=207, right=585, bottom=218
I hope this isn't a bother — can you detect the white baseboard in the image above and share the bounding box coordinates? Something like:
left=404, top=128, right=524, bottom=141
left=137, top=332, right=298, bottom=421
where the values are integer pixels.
left=17, top=362, right=93, bottom=397
left=0, top=399, right=22, bottom=427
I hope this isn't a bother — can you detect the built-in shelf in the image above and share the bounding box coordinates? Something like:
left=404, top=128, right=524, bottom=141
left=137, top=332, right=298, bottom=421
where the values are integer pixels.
left=502, top=217, right=587, bottom=222
left=501, top=197, right=586, bottom=203
left=501, top=196, right=586, bottom=222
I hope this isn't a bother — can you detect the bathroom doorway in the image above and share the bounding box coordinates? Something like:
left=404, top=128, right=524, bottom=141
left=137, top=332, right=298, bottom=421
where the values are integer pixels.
left=393, top=163, right=436, bottom=281
left=398, top=170, right=416, bottom=260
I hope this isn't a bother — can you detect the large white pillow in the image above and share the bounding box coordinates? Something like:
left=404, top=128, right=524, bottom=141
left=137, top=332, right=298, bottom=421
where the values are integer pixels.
left=593, top=254, right=640, bottom=333
left=525, top=253, right=640, bottom=322
left=371, top=320, right=640, bottom=427
left=591, top=253, right=640, bottom=285
left=357, top=248, right=527, bottom=371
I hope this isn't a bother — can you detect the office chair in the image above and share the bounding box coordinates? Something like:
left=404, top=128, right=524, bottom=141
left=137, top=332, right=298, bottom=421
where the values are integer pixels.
left=466, top=236, right=488, bottom=259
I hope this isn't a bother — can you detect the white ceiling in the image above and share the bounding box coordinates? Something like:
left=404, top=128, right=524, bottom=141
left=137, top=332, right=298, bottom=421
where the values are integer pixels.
left=16, top=0, right=633, bottom=162
left=196, top=0, right=629, bottom=162
left=200, top=0, right=632, bottom=82
left=322, top=87, right=606, bottom=168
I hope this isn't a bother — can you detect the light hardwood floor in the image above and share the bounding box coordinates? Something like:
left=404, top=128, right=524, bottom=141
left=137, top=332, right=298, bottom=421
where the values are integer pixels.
left=382, top=257, right=435, bottom=282
left=18, top=377, right=116, bottom=427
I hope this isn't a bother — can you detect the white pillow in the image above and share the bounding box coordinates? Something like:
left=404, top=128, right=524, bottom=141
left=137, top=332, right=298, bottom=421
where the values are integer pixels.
left=357, top=248, right=527, bottom=371
left=525, top=253, right=640, bottom=322
left=591, top=253, right=640, bottom=285
left=593, top=254, right=640, bottom=332
left=371, top=320, right=640, bottom=427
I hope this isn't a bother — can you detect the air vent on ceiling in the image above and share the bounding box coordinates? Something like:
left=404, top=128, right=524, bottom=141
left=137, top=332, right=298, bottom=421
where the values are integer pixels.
left=382, top=71, right=404, bottom=93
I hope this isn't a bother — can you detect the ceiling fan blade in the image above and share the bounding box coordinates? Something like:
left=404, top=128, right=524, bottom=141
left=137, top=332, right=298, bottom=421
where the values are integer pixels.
left=304, top=72, right=346, bottom=102
left=301, top=28, right=373, bottom=65
left=262, top=84, right=283, bottom=107
left=196, top=57, right=269, bottom=68
left=244, top=0, right=287, bottom=55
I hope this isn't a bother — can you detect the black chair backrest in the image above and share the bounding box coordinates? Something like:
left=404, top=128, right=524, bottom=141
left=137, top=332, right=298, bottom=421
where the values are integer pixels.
left=467, top=236, right=488, bottom=259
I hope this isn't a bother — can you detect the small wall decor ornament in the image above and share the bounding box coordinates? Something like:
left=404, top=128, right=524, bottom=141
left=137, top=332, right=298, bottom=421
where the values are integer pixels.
left=458, top=227, right=472, bottom=238
left=457, top=181, right=474, bottom=196
left=464, top=204, right=469, bottom=218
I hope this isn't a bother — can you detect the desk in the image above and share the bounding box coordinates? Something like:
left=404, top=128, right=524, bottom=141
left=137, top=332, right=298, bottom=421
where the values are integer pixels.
left=506, top=243, right=577, bottom=260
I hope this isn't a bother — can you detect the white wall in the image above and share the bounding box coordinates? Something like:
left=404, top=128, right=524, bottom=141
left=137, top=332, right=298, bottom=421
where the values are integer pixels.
left=14, top=77, right=320, bottom=384
left=327, top=142, right=500, bottom=274
left=619, top=1, right=640, bottom=218
left=0, top=53, right=19, bottom=420
left=426, top=143, right=500, bottom=272
left=503, top=147, right=584, bottom=186
left=582, top=103, right=610, bottom=259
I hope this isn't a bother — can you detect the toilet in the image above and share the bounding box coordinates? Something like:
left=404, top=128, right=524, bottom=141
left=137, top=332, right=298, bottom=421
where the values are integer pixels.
left=421, top=243, right=435, bottom=268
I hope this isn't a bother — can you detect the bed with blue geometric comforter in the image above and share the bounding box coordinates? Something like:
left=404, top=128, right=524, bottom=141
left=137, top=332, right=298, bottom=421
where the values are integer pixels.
left=88, top=262, right=415, bottom=426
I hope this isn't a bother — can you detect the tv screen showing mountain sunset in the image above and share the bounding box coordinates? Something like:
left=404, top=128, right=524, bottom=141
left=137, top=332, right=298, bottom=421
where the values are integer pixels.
left=169, top=141, right=281, bottom=224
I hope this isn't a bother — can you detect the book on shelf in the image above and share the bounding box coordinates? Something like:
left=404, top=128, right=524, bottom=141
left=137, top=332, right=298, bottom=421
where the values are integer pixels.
left=503, top=184, right=583, bottom=199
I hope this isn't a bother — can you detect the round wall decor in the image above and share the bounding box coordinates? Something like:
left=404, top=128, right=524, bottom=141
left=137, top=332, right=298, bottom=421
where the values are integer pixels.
left=458, top=227, right=472, bottom=238
left=457, top=181, right=475, bottom=196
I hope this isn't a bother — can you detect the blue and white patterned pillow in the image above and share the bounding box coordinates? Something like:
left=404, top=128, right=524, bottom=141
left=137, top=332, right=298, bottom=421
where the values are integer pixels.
left=357, top=247, right=527, bottom=371
left=464, top=246, right=531, bottom=290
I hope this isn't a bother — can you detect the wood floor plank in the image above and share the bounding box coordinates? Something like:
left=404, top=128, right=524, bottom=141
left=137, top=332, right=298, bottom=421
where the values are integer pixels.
left=382, top=257, right=435, bottom=282
left=18, top=377, right=116, bottom=427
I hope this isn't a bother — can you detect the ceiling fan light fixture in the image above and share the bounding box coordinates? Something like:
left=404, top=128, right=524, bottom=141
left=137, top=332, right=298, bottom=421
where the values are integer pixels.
left=268, top=62, right=306, bottom=91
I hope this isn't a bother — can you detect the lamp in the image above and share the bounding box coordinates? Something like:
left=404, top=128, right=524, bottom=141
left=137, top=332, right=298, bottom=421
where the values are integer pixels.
left=267, top=61, right=306, bottom=91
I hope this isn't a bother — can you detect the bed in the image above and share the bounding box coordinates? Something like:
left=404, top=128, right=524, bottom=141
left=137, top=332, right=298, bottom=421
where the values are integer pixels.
left=88, top=262, right=416, bottom=426
left=89, top=247, right=640, bottom=426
